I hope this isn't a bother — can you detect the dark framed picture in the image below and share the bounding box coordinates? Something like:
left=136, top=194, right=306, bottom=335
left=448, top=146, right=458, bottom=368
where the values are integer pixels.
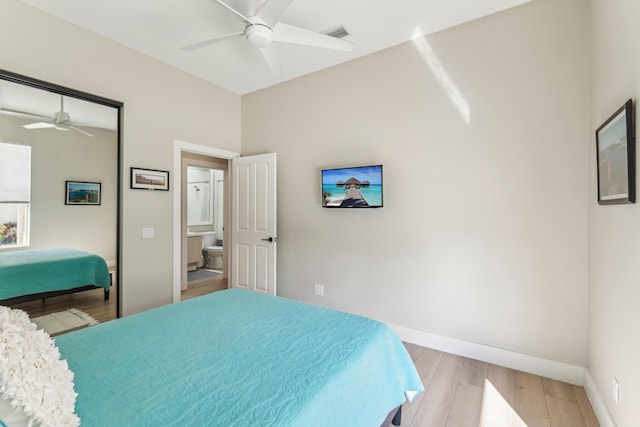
left=65, top=181, right=101, bottom=205
left=596, top=99, right=635, bottom=205
left=130, top=167, right=169, bottom=191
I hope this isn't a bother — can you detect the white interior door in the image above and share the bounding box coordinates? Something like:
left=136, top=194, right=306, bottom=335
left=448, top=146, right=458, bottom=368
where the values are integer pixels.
left=231, top=153, right=276, bottom=295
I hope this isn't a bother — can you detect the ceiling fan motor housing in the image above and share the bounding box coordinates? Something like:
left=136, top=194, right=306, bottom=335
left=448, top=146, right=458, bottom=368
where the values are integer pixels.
left=54, top=110, right=71, bottom=124
left=246, top=23, right=273, bottom=47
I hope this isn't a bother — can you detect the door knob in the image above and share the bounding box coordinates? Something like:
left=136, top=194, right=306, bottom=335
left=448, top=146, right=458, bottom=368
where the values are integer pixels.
left=261, top=237, right=277, bottom=242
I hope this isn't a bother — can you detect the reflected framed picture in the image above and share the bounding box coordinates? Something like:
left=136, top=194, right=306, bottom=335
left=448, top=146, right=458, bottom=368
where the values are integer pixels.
left=130, top=167, right=169, bottom=191
left=596, top=99, right=635, bottom=205
left=65, top=181, right=101, bottom=205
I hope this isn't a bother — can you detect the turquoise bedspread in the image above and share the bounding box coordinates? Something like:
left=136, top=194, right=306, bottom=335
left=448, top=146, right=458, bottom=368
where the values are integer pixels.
left=0, top=248, right=110, bottom=300
left=56, top=289, right=424, bottom=426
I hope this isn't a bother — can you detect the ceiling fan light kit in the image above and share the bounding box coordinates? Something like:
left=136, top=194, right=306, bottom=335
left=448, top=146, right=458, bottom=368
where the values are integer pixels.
left=246, top=23, right=273, bottom=47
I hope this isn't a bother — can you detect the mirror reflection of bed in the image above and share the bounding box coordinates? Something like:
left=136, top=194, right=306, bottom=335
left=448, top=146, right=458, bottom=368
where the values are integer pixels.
left=0, top=71, right=121, bottom=334
left=8, top=270, right=117, bottom=336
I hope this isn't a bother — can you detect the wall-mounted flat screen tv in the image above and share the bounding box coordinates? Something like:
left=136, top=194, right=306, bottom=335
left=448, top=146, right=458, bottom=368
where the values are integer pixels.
left=322, top=165, right=383, bottom=208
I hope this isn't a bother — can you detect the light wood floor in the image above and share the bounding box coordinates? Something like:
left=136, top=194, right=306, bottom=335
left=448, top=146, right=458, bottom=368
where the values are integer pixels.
left=10, top=286, right=118, bottom=324
left=181, top=270, right=228, bottom=300
left=401, top=342, right=599, bottom=427
left=9, top=277, right=599, bottom=427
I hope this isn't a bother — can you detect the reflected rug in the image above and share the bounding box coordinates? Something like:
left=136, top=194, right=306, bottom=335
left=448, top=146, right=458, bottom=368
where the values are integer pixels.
left=32, top=308, right=99, bottom=336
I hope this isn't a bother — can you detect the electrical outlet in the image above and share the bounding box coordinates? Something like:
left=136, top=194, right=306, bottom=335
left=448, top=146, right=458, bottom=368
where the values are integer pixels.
left=142, top=228, right=154, bottom=239
left=314, top=284, right=324, bottom=296
left=612, top=377, right=619, bottom=404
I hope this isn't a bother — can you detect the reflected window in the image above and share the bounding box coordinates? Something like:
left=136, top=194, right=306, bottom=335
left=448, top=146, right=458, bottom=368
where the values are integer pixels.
left=0, top=141, right=31, bottom=247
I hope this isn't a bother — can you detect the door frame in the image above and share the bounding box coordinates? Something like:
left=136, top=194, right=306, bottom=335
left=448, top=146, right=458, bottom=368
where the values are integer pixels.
left=172, top=140, right=239, bottom=303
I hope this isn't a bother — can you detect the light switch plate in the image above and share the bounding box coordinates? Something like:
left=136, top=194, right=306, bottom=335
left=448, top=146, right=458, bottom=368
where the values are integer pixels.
left=142, top=228, right=154, bottom=239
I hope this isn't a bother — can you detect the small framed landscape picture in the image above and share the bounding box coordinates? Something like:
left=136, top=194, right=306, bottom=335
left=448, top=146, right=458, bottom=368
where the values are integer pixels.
left=130, top=167, right=169, bottom=191
left=65, top=181, right=101, bottom=205
left=595, top=99, right=635, bottom=205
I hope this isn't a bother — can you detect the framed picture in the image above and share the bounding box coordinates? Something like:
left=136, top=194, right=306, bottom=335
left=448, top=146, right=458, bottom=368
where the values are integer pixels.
left=130, top=167, right=169, bottom=191
left=596, top=99, right=635, bottom=205
left=321, top=165, right=383, bottom=208
left=65, top=181, right=101, bottom=205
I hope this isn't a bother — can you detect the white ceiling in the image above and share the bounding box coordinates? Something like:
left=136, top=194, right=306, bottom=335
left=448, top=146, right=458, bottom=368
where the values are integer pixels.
left=0, top=79, right=118, bottom=131
left=18, top=0, right=532, bottom=95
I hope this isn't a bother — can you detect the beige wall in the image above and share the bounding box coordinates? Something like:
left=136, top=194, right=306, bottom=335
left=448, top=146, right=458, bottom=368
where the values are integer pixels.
left=12, top=1, right=634, bottom=418
left=589, top=0, right=640, bottom=425
left=0, top=115, right=117, bottom=262
left=10, top=1, right=639, bottom=424
left=0, top=0, right=242, bottom=314
left=242, top=0, right=590, bottom=366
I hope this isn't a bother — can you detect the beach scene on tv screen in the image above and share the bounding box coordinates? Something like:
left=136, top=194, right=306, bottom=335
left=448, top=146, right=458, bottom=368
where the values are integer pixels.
left=322, top=165, right=383, bottom=207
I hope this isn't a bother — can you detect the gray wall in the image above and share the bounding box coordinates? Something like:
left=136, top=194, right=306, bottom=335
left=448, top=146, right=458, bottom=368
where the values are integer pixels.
left=242, top=0, right=590, bottom=367
left=0, top=0, right=242, bottom=314
left=589, top=0, right=640, bottom=425
left=9, top=0, right=637, bottom=424
left=0, top=115, right=117, bottom=263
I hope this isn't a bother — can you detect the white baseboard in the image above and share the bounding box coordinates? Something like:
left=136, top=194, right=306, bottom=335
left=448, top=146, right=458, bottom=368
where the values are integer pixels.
left=583, top=370, right=617, bottom=427
left=386, top=323, right=618, bottom=427
left=387, top=323, right=585, bottom=386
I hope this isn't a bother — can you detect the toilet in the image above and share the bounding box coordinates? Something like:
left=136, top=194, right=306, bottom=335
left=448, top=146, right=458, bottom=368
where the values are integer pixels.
left=201, top=232, right=223, bottom=269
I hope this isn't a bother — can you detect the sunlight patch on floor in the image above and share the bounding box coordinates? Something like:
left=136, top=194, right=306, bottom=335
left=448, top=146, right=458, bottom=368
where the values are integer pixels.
left=480, top=379, right=528, bottom=427
left=411, top=28, right=471, bottom=124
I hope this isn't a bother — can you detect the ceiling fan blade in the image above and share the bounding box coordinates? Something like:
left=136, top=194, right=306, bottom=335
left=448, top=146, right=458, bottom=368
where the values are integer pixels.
left=255, top=0, right=295, bottom=28
left=23, top=122, right=54, bottom=130
left=69, top=126, right=94, bottom=137
left=272, top=23, right=353, bottom=52
left=216, top=0, right=255, bottom=24
left=181, top=31, right=244, bottom=52
left=260, top=47, right=282, bottom=76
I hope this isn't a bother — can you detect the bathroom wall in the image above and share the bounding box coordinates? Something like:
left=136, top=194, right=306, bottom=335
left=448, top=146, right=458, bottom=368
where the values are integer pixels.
left=186, top=166, right=225, bottom=243
left=187, top=166, right=214, bottom=231
left=213, top=169, right=225, bottom=244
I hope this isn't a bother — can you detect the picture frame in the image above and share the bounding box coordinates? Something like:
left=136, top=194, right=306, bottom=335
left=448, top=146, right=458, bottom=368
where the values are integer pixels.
left=321, top=165, right=383, bottom=208
left=65, top=181, right=101, bottom=205
left=596, top=99, right=635, bottom=205
left=130, top=167, right=169, bottom=191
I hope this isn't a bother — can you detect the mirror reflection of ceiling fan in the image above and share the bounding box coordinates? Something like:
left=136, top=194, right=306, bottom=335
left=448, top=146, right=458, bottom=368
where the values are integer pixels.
left=181, top=0, right=353, bottom=76
left=1, top=95, right=94, bottom=137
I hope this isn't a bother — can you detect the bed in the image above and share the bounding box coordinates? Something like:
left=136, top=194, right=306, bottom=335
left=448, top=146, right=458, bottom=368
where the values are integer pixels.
left=0, top=247, right=111, bottom=305
left=55, top=289, right=424, bottom=426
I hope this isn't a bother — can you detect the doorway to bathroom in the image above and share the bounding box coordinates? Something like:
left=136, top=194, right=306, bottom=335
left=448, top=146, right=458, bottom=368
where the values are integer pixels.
left=181, top=152, right=228, bottom=299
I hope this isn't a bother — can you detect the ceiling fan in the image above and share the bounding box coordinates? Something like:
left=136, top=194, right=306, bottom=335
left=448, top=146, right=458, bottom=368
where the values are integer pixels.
left=181, top=0, right=353, bottom=76
left=23, top=96, right=94, bottom=137
left=1, top=95, right=94, bottom=137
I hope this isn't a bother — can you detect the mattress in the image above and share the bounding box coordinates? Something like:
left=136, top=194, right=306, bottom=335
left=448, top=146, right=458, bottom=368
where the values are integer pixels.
left=0, top=248, right=110, bottom=301
left=55, top=289, right=423, bottom=426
